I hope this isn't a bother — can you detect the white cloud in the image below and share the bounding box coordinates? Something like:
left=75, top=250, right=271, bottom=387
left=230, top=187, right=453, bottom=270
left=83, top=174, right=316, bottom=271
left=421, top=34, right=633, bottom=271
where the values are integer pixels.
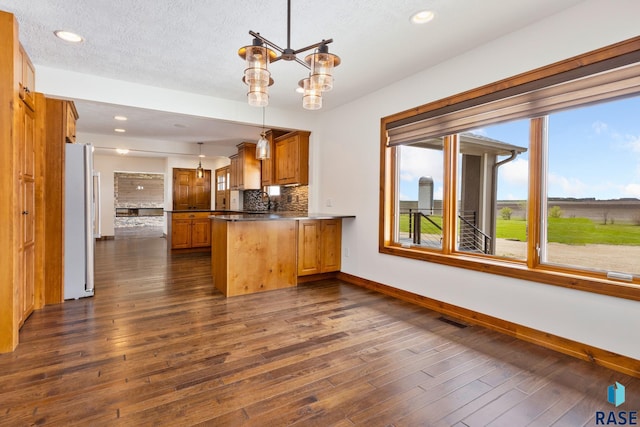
left=499, top=158, right=528, bottom=186
left=592, top=120, right=608, bottom=135
left=399, top=146, right=443, bottom=182
left=547, top=173, right=589, bottom=197
left=623, top=183, right=640, bottom=198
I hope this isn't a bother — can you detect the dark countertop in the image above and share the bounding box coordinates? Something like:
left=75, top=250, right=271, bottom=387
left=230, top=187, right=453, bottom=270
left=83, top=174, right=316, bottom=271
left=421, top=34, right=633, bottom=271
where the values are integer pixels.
left=166, top=209, right=255, bottom=214
left=210, top=212, right=356, bottom=222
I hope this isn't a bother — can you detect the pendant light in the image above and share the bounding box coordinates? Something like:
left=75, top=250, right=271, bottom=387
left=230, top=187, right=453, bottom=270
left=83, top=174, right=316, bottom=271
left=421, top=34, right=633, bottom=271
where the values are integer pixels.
left=238, top=0, right=340, bottom=109
left=255, top=107, right=270, bottom=160
left=196, top=142, right=204, bottom=178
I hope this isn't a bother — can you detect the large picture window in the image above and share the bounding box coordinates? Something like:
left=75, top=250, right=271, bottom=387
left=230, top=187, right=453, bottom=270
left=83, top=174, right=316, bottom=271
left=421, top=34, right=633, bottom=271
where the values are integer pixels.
left=380, top=36, right=640, bottom=300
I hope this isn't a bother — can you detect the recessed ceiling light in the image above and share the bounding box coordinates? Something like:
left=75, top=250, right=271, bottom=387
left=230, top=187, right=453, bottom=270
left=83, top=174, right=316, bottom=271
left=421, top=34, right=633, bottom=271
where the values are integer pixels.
left=114, top=128, right=126, bottom=133
left=115, top=148, right=129, bottom=155
left=411, top=10, right=435, bottom=24
left=114, top=115, right=128, bottom=121
left=54, top=30, right=83, bottom=43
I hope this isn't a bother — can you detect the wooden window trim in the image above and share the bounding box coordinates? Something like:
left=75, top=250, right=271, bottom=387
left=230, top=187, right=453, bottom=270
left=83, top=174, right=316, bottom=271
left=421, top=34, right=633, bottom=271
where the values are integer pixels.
left=380, top=36, right=640, bottom=302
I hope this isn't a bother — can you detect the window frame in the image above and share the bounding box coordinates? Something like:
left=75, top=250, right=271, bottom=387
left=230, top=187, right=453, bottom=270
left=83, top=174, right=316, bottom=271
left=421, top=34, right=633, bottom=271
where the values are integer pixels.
left=380, top=36, right=640, bottom=301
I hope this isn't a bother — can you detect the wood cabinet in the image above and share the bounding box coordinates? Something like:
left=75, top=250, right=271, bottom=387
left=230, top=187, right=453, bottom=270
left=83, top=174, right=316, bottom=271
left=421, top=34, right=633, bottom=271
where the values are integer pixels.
left=43, top=98, right=77, bottom=305
left=64, top=102, right=78, bottom=143
left=211, top=219, right=297, bottom=296
left=1, top=11, right=46, bottom=352
left=17, top=97, right=36, bottom=326
left=297, top=219, right=342, bottom=276
left=229, top=142, right=261, bottom=190
left=275, top=131, right=310, bottom=186
left=18, top=43, right=35, bottom=111
left=172, top=168, right=211, bottom=210
left=169, top=212, right=211, bottom=249
left=215, top=166, right=230, bottom=210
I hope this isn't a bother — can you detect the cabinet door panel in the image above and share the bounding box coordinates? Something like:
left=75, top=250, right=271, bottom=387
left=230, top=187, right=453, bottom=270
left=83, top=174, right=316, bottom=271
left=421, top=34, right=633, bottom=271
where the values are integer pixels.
left=191, top=218, right=211, bottom=247
left=297, top=220, right=321, bottom=276
left=320, top=219, right=342, bottom=273
left=171, top=219, right=192, bottom=249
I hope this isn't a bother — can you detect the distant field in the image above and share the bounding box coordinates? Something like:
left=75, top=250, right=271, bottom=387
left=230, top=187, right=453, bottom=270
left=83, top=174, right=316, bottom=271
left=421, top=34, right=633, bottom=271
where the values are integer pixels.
left=401, top=214, right=640, bottom=246
left=497, top=217, right=640, bottom=245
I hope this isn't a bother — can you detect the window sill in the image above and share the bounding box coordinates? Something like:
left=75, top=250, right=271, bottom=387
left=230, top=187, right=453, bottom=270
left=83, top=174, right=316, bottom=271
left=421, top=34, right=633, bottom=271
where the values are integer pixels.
left=380, top=243, right=640, bottom=301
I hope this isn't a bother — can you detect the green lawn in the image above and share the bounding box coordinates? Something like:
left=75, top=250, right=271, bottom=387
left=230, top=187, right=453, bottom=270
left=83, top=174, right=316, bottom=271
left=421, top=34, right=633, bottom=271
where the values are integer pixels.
left=496, top=217, right=640, bottom=245
left=401, top=214, right=640, bottom=245
left=399, top=213, right=442, bottom=233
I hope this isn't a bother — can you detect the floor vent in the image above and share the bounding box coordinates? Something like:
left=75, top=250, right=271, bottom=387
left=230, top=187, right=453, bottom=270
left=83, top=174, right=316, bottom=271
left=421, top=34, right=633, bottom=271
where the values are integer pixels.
left=438, top=316, right=469, bottom=328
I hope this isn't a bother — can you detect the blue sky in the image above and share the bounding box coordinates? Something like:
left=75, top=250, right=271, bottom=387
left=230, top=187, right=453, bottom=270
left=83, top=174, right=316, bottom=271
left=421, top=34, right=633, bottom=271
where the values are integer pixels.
left=399, top=95, right=640, bottom=201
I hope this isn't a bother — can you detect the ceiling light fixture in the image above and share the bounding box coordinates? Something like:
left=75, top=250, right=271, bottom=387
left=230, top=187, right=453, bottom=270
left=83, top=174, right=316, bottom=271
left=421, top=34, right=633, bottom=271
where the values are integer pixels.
left=411, top=10, right=435, bottom=24
left=255, top=107, right=270, bottom=160
left=114, top=115, right=128, bottom=121
left=238, top=0, right=340, bottom=110
left=54, top=30, right=83, bottom=43
left=196, top=142, right=204, bottom=179
left=115, top=148, right=129, bottom=155
left=114, top=128, right=126, bottom=133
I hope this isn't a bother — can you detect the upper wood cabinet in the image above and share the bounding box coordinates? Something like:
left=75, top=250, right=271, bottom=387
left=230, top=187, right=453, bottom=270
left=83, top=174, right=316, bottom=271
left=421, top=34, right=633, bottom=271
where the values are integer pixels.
left=260, top=130, right=290, bottom=186
left=172, top=168, right=211, bottom=210
left=229, top=142, right=261, bottom=190
left=274, top=131, right=310, bottom=186
left=64, top=102, right=78, bottom=143
left=17, top=43, right=35, bottom=110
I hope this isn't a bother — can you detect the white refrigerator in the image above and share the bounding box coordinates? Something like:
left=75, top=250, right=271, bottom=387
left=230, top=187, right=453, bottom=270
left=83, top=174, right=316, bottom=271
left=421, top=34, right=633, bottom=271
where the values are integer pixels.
left=64, top=143, right=100, bottom=299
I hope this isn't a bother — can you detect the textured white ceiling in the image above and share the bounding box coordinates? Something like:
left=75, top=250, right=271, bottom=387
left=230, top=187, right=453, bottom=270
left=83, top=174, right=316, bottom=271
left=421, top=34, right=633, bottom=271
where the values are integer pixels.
left=0, top=0, right=585, bottom=153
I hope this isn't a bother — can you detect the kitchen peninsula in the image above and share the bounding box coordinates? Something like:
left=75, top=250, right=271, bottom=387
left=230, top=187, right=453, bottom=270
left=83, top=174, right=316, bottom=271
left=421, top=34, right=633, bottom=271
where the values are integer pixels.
left=210, top=212, right=354, bottom=297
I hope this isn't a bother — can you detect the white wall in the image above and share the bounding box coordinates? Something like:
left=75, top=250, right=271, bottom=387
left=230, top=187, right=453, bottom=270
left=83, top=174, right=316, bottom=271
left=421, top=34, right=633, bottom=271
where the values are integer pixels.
left=93, top=153, right=167, bottom=237
left=315, top=0, right=640, bottom=360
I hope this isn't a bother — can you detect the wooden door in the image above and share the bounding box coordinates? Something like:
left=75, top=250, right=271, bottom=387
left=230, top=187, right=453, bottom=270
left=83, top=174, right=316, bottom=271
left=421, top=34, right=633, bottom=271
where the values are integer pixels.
left=19, top=101, right=35, bottom=325
left=173, top=169, right=192, bottom=210
left=191, top=218, right=211, bottom=247
left=192, top=169, right=211, bottom=210
left=215, top=166, right=229, bottom=210
left=229, top=155, right=238, bottom=190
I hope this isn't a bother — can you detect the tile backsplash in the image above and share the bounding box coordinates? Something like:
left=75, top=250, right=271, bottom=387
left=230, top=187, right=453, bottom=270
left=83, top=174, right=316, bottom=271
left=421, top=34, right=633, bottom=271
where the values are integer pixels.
left=243, top=185, right=308, bottom=212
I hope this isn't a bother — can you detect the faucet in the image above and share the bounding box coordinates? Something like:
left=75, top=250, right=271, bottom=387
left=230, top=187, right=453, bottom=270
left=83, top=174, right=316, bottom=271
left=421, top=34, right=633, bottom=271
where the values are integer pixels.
left=258, top=191, right=271, bottom=211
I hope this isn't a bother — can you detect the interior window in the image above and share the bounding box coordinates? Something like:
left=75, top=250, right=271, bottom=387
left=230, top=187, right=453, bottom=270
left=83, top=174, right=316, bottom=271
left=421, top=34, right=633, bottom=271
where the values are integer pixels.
left=396, top=140, right=444, bottom=250
left=456, top=122, right=530, bottom=260
left=542, top=95, right=640, bottom=277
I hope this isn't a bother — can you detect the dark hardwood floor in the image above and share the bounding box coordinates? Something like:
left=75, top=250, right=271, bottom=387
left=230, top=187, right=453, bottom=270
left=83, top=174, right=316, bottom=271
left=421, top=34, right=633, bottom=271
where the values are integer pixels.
left=1, top=236, right=638, bottom=426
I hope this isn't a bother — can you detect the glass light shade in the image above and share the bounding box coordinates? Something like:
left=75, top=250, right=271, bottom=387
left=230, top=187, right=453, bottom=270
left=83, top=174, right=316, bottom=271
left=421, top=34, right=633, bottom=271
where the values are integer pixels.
left=301, top=78, right=322, bottom=110
left=305, top=51, right=340, bottom=92
left=196, top=162, right=204, bottom=179
left=248, top=84, right=269, bottom=107
left=255, top=132, right=270, bottom=160
left=242, top=45, right=274, bottom=86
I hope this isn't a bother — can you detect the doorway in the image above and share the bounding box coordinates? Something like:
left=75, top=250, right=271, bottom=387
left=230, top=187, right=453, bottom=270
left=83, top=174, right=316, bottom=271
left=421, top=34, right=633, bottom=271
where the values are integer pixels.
left=114, top=172, right=164, bottom=239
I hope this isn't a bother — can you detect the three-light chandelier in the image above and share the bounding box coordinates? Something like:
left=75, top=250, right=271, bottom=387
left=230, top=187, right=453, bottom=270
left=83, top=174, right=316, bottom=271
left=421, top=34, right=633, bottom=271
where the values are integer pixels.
left=238, top=0, right=341, bottom=110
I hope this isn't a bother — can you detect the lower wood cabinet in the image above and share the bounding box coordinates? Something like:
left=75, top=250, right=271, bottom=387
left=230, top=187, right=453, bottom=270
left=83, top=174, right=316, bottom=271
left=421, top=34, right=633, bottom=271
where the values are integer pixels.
left=170, top=212, right=211, bottom=249
left=297, top=219, right=342, bottom=276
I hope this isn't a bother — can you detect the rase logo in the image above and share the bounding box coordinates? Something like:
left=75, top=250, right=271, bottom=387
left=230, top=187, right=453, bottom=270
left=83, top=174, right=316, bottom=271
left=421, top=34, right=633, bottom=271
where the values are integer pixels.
left=609, top=382, right=627, bottom=407
left=596, top=382, right=637, bottom=425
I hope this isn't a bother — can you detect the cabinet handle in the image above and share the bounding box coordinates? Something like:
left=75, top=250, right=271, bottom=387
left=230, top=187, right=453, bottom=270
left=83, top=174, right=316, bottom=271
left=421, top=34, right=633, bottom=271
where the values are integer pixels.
left=23, top=87, right=31, bottom=94
left=22, top=210, right=29, bottom=215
